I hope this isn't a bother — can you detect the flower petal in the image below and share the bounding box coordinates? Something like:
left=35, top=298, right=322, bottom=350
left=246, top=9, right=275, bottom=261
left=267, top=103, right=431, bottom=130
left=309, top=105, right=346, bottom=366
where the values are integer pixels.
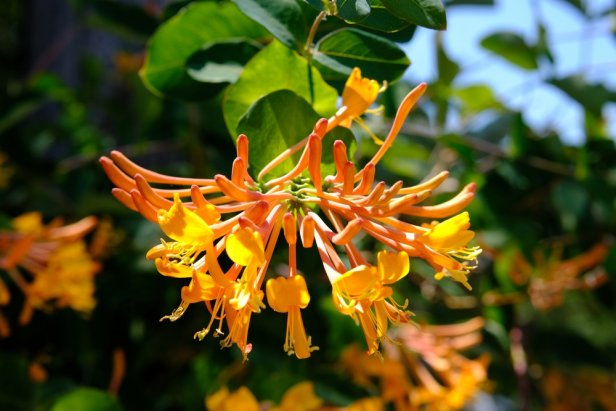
left=377, top=250, right=409, bottom=284
left=157, top=194, right=213, bottom=245
left=226, top=228, right=265, bottom=267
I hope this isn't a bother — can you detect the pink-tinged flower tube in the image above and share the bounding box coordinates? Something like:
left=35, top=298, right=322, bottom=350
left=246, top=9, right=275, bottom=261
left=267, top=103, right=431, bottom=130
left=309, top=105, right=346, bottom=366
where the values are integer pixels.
left=100, top=69, right=481, bottom=357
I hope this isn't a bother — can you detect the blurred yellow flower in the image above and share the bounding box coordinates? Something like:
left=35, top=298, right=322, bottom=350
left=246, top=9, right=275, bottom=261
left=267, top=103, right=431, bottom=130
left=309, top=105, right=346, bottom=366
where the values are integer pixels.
left=342, top=317, right=489, bottom=411
left=207, top=382, right=323, bottom=411
left=206, top=386, right=260, bottom=411
left=273, top=381, right=323, bottom=411
left=0, top=212, right=99, bottom=334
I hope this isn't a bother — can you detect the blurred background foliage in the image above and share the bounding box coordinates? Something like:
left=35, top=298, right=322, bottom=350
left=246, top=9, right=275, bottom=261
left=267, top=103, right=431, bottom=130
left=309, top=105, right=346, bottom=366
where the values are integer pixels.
left=0, top=0, right=615, bottom=410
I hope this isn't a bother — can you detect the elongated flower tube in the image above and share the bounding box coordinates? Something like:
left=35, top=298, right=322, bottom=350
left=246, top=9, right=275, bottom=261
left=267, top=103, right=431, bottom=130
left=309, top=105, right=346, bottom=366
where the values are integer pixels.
left=100, top=69, right=481, bottom=357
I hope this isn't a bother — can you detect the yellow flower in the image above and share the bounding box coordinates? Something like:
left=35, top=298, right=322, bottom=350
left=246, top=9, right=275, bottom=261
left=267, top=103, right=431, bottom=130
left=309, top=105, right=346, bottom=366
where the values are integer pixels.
left=206, top=386, right=260, bottom=411
left=0, top=212, right=99, bottom=334
left=419, top=212, right=481, bottom=290
left=273, top=381, right=323, bottom=411
left=338, top=67, right=382, bottom=128
left=266, top=275, right=317, bottom=358
left=101, top=68, right=481, bottom=357
left=342, top=317, right=489, bottom=411
left=27, top=242, right=99, bottom=312
left=346, top=397, right=385, bottom=411
left=208, top=382, right=323, bottom=411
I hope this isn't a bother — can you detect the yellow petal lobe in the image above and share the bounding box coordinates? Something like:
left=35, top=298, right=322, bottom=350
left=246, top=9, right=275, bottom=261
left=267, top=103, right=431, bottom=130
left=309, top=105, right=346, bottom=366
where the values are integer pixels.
left=226, top=228, right=265, bottom=267
left=157, top=194, right=213, bottom=245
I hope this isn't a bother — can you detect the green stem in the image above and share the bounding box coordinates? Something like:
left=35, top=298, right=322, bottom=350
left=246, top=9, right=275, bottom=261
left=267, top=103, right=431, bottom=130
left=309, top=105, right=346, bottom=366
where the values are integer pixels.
left=304, top=11, right=326, bottom=59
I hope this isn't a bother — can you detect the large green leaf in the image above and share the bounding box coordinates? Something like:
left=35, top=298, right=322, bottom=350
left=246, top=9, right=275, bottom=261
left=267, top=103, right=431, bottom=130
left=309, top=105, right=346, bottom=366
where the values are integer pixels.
left=187, top=39, right=262, bottom=84
left=480, top=32, right=538, bottom=70
left=355, top=0, right=412, bottom=32
left=548, top=76, right=616, bottom=117
left=51, top=388, right=123, bottom=411
left=337, top=0, right=372, bottom=22
left=140, top=2, right=269, bottom=100
left=379, top=0, right=447, bottom=30
left=231, top=0, right=318, bottom=50
left=237, top=90, right=356, bottom=179
left=313, top=28, right=410, bottom=82
left=223, top=40, right=338, bottom=138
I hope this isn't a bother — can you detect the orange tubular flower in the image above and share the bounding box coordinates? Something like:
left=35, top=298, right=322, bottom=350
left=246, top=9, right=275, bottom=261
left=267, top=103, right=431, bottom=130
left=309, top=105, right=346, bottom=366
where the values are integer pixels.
left=100, top=69, right=481, bottom=357
left=0, top=212, right=99, bottom=333
left=342, top=318, right=489, bottom=411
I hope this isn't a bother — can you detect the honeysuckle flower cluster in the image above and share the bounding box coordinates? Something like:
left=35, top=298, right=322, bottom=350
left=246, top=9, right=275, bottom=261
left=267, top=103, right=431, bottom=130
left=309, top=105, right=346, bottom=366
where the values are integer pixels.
left=100, top=68, right=481, bottom=359
left=0, top=212, right=99, bottom=336
left=341, top=318, right=489, bottom=411
left=541, top=367, right=616, bottom=411
left=482, top=242, right=608, bottom=311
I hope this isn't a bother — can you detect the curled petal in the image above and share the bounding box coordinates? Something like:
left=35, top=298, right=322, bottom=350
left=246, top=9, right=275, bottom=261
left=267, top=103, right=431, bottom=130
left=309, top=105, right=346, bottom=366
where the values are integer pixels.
left=377, top=250, right=410, bottom=284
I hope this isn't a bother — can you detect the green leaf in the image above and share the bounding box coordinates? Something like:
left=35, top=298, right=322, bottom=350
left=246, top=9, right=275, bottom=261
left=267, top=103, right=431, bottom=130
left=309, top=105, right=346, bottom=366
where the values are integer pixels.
left=231, top=0, right=317, bottom=50
left=445, top=0, right=494, bottom=5
left=453, top=84, right=504, bottom=115
left=51, top=388, right=123, bottom=411
left=480, top=32, right=538, bottom=70
left=140, top=2, right=269, bottom=100
left=313, top=28, right=410, bottom=82
left=187, top=39, right=262, bottom=84
left=0, top=354, right=32, bottom=411
left=355, top=0, right=412, bottom=33
left=337, top=0, right=371, bottom=22
left=237, top=90, right=356, bottom=179
left=548, top=76, right=616, bottom=117
left=551, top=180, right=589, bottom=231
left=555, top=0, right=586, bottom=15
left=379, top=0, right=447, bottom=30
left=436, top=34, right=459, bottom=85
left=223, top=40, right=338, bottom=138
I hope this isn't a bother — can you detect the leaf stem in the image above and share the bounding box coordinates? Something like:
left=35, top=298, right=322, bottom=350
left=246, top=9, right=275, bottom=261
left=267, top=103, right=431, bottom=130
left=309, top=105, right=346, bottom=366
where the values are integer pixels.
left=304, top=11, right=326, bottom=59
